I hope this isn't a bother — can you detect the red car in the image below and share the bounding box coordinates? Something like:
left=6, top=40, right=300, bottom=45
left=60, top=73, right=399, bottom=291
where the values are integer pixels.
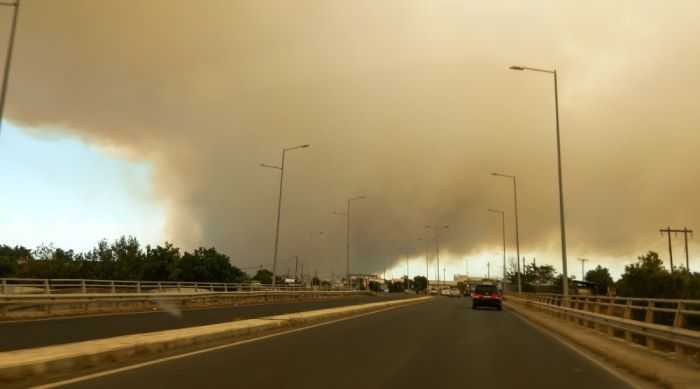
left=471, top=284, right=502, bottom=310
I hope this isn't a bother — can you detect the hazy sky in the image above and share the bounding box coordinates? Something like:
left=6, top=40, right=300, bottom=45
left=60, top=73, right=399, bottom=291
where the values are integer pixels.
left=2, top=0, right=700, bottom=279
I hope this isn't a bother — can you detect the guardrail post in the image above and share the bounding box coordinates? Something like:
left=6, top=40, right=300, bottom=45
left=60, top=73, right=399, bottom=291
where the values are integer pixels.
left=194, top=282, right=198, bottom=292
left=81, top=280, right=87, bottom=294
left=1, top=279, right=6, bottom=295
left=644, top=301, right=656, bottom=350
left=673, top=302, right=686, bottom=329
left=44, top=279, right=50, bottom=294
left=136, top=281, right=142, bottom=293
left=177, top=282, right=181, bottom=293
left=224, top=283, right=228, bottom=292
left=605, top=300, right=616, bottom=336
left=623, top=301, right=633, bottom=342
left=110, top=281, right=116, bottom=294
left=158, top=282, right=163, bottom=292
left=673, top=303, right=687, bottom=359
left=591, top=298, right=601, bottom=331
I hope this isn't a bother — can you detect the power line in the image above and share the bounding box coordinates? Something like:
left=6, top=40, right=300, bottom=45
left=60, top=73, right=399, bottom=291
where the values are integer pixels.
left=660, top=227, right=693, bottom=271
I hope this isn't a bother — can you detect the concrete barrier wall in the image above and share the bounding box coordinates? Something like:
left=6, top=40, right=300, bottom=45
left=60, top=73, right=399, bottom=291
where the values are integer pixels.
left=0, top=291, right=368, bottom=320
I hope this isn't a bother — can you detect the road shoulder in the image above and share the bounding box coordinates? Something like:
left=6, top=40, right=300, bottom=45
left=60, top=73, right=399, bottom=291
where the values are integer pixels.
left=505, top=300, right=699, bottom=389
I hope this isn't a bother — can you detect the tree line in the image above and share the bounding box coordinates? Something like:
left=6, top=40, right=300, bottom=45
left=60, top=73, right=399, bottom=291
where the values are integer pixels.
left=505, top=251, right=700, bottom=299
left=0, top=236, right=264, bottom=283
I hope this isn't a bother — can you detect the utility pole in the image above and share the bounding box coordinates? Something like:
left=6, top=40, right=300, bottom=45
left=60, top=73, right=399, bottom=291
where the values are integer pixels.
left=661, top=227, right=674, bottom=270
left=406, top=254, right=409, bottom=281
left=294, top=256, right=299, bottom=281
left=487, top=262, right=491, bottom=279
left=660, top=227, right=693, bottom=271
left=578, top=258, right=588, bottom=280
left=682, top=227, right=693, bottom=271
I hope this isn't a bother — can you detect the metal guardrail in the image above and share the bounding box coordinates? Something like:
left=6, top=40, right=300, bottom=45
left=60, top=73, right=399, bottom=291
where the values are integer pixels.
left=507, top=293, right=700, bottom=362
left=0, top=277, right=349, bottom=295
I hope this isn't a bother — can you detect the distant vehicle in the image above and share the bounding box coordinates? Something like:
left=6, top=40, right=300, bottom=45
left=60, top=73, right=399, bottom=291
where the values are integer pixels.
left=471, top=284, right=502, bottom=310
left=428, top=288, right=439, bottom=295
left=404, top=289, right=416, bottom=294
left=449, top=288, right=461, bottom=297
left=440, top=288, right=451, bottom=296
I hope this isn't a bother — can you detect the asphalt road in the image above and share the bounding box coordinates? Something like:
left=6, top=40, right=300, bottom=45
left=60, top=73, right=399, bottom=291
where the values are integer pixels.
left=58, top=297, right=631, bottom=389
left=0, top=294, right=410, bottom=351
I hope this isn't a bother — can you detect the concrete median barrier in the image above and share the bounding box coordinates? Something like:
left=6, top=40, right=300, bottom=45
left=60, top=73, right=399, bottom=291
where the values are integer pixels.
left=0, top=296, right=430, bottom=383
left=0, top=290, right=368, bottom=320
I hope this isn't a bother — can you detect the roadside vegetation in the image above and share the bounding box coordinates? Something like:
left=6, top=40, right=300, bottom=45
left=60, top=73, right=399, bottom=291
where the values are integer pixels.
left=0, top=236, right=251, bottom=283
left=2, top=240, right=698, bottom=298
left=506, top=251, right=699, bottom=299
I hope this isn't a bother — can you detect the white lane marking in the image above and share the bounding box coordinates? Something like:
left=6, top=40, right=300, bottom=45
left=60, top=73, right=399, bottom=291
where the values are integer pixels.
left=506, top=305, right=655, bottom=389
left=32, top=301, right=424, bottom=389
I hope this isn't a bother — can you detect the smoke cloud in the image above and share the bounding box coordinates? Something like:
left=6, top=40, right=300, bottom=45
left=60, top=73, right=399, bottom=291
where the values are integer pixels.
left=5, top=0, right=700, bottom=277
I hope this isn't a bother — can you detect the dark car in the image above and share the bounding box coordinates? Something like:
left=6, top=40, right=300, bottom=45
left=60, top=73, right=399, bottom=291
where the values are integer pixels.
left=471, top=284, right=502, bottom=310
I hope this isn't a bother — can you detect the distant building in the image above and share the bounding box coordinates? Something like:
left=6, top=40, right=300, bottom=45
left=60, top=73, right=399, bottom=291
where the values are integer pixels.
left=348, top=273, right=383, bottom=289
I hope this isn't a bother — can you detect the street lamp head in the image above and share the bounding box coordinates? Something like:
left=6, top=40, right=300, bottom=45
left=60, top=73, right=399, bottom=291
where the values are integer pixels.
left=492, top=172, right=515, bottom=179
left=285, top=144, right=311, bottom=152
left=509, top=65, right=525, bottom=71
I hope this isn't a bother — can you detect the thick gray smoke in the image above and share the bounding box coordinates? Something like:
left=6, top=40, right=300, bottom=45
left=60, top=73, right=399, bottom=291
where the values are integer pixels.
left=5, top=0, right=700, bottom=277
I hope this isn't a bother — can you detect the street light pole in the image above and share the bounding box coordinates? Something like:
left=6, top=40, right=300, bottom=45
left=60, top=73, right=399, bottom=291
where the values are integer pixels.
left=0, top=0, right=20, bottom=135
left=417, top=237, right=429, bottom=280
left=260, top=144, right=310, bottom=287
left=336, top=196, right=366, bottom=287
left=510, top=65, right=569, bottom=296
left=488, top=209, right=507, bottom=284
left=426, top=225, right=449, bottom=290
left=491, top=173, right=521, bottom=293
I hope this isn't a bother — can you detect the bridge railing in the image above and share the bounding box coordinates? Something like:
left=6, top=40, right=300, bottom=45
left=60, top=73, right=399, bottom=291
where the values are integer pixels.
left=506, top=293, right=700, bottom=362
left=0, top=277, right=349, bottom=295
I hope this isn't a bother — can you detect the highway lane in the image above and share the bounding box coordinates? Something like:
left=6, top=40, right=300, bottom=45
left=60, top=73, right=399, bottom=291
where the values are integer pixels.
left=58, top=297, right=631, bottom=389
left=0, top=294, right=409, bottom=352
